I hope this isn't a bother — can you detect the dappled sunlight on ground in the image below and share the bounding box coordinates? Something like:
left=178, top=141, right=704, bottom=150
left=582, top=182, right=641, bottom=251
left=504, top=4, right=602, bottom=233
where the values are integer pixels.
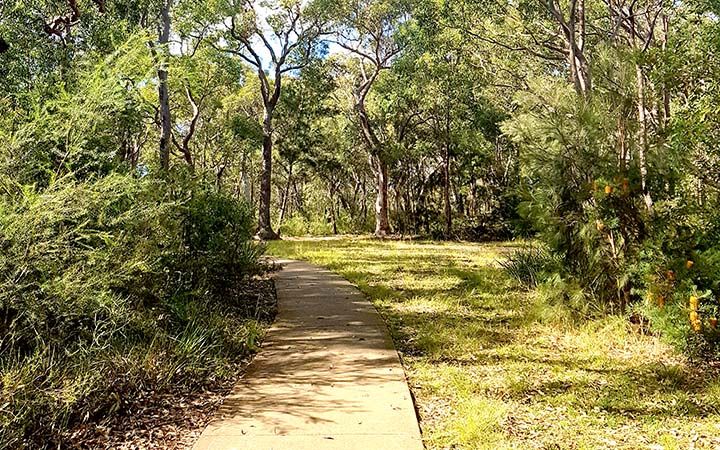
left=268, top=238, right=720, bottom=449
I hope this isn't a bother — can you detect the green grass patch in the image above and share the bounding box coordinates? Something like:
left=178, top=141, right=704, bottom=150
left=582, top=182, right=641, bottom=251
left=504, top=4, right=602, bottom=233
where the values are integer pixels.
left=268, top=237, right=720, bottom=449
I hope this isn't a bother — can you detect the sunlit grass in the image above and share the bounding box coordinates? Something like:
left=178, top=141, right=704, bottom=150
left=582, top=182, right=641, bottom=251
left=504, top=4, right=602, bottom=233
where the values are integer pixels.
left=268, top=237, right=720, bottom=449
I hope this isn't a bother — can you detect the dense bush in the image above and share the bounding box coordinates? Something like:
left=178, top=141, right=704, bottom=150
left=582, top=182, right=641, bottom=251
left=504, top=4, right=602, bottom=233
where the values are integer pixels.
left=631, top=203, right=720, bottom=359
left=503, top=62, right=720, bottom=359
left=0, top=172, right=268, bottom=447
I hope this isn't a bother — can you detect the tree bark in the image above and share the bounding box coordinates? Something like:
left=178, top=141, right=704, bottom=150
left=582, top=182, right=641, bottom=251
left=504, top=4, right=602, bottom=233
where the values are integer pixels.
left=635, top=63, right=654, bottom=212
left=660, top=13, right=670, bottom=128
left=443, top=111, right=452, bottom=239
left=278, top=162, right=293, bottom=229
left=157, top=0, right=171, bottom=170
left=548, top=0, right=591, bottom=97
left=373, top=155, right=391, bottom=236
left=225, top=7, right=323, bottom=240
left=257, top=106, right=280, bottom=240
left=355, top=82, right=391, bottom=237
left=329, top=185, right=338, bottom=235
left=175, top=85, right=199, bottom=169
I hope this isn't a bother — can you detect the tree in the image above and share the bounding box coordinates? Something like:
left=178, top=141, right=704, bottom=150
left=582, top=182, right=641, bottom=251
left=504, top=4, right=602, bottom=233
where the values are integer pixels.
left=334, top=0, right=410, bottom=236
left=156, top=0, right=172, bottom=170
left=214, top=0, right=329, bottom=239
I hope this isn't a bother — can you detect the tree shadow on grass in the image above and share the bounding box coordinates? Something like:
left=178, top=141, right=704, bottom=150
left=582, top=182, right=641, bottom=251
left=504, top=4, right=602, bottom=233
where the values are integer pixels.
left=358, top=263, right=720, bottom=422
left=276, top=241, right=720, bottom=428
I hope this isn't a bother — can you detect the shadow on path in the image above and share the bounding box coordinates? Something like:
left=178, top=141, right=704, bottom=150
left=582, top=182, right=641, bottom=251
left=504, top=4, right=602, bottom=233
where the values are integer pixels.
left=192, top=260, right=424, bottom=450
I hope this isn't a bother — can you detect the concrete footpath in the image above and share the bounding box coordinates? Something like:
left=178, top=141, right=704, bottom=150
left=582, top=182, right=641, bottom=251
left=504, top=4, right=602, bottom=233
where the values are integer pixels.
left=193, top=259, right=424, bottom=450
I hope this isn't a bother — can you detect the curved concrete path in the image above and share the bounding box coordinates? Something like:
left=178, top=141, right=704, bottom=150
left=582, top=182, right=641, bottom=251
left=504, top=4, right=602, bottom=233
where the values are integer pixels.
left=193, top=259, right=423, bottom=450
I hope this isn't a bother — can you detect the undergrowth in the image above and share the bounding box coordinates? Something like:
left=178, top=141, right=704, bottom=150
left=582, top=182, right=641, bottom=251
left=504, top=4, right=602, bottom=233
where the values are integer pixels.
left=0, top=173, right=273, bottom=448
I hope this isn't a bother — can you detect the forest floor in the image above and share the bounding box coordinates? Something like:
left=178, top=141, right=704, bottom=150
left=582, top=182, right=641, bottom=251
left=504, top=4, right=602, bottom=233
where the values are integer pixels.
left=268, top=237, right=720, bottom=450
left=63, top=279, right=278, bottom=449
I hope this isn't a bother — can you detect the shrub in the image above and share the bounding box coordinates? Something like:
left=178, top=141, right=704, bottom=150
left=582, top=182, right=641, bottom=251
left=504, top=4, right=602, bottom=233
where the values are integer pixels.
left=279, top=214, right=335, bottom=237
left=635, top=244, right=720, bottom=359
left=500, top=245, right=558, bottom=288
left=0, top=172, right=269, bottom=447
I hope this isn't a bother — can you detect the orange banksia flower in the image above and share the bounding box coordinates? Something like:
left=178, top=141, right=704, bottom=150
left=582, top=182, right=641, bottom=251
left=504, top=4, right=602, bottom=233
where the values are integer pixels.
left=686, top=260, right=694, bottom=269
left=690, top=296, right=699, bottom=311
left=692, top=320, right=702, bottom=332
left=690, top=309, right=702, bottom=332
left=605, top=185, right=613, bottom=195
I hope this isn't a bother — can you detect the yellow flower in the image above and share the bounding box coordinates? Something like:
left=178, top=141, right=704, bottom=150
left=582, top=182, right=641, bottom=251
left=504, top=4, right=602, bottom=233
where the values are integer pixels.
left=690, top=296, right=699, bottom=311
left=690, top=310, right=699, bottom=322
left=692, top=320, right=702, bottom=332
left=686, top=260, right=694, bottom=269
left=605, top=185, right=613, bottom=195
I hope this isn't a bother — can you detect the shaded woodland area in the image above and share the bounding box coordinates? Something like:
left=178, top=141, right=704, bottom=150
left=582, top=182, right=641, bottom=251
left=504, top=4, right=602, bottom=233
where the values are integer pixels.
left=2, top=0, right=720, bottom=447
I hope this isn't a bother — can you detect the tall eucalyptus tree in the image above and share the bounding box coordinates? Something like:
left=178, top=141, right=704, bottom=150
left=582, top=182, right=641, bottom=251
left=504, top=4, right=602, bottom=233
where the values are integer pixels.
left=213, top=0, right=330, bottom=239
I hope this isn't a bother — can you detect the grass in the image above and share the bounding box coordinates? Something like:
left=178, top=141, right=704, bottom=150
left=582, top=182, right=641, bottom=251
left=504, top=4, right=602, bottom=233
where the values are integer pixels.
left=268, top=237, right=720, bottom=450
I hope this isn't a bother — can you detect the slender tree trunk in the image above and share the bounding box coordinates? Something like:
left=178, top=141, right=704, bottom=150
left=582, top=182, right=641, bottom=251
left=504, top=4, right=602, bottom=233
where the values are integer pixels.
left=660, top=13, right=671, bottom=128
left=635, top=63, right=654, bottom=212
left=574, top=0, right=591, bottom=95
left=278, top=163, right=293, bottom=229
left=373, top=155, right=391, bottom=236
left=157, top=0, right=171, bottom=170
left=240, top=150, right=252, bottom=202
left=636, top=65, right=654, bottom=211
left=550, top=0, right=591, bottom=97
left=443, top=112, right=452, bottom=239
left=355, top=76, right=392, bottom=237
left=257, top=107, right=280, bottom=240
left=393, top=184, right=404, bottom=237
left=618, top=115, right=628, bottom=170
left=175, top=85, right=199, bottom=169
left=361, top=181, right=368, bottom=225
left=216, top=164, right=226, bottom=191
left=329, top=185, right=338, bottom=235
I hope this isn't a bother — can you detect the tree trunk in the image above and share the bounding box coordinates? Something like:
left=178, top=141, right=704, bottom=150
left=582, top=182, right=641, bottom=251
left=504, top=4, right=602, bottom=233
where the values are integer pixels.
left=216, top=164, right=226, bottom=191
left=329, top=185, right=338, bottom=235
left=257, top=108, right=280, bottom=240
left=443, top=113, right=452, bottom=239
left=240, top=150, right=252, bottom=202
left=373, top=155, right=391, bottom=237
left=574, top=0, right=591, bottom=96
left=354, top=76, right=392, bottom=237
left=278, top=163, right=293, bottom=230
left=360, top=181, right=368, bottom=225
left=660, top=13, right=671, bottom=128
left=157, top=0, right=171, bottom=170
left=636, top=64, right=654, bottom=213
left=549, top=0, right=591, bottom=97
